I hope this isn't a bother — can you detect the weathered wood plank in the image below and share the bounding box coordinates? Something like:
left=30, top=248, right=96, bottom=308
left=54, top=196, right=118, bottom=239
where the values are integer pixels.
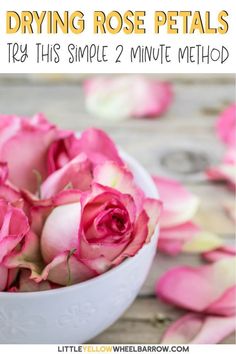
left=0, top=81, right=234, bottom=123
left=0, top=73, right=234, bottom=84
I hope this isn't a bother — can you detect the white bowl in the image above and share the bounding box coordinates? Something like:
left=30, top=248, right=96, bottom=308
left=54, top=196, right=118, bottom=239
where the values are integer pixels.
left=0, top=151, right=159, bottom=344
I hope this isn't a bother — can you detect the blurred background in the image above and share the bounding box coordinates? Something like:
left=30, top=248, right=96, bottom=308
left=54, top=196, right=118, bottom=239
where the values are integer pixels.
left=0, top=74, right=235, bottom=343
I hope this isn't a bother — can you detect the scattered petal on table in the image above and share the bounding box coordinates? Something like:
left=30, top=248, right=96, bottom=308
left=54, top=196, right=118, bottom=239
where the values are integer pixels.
left=158, top=222, right=200, bottom=255
left=161, top=313, right=236, bottom=344
left=153, top=176, right=199, bottom=228
left=182, top=231, right=223, bottom=253
left=202, top=246, right=236, bottom=262
left=156, top=258, right=236, bottom=315
left=84, top=76, right=173, bottom=121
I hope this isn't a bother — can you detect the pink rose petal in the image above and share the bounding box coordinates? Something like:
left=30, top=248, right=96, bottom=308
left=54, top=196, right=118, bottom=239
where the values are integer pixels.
left=41, top=154, right=92, bottom=199
left=94, top=161, right=145, bottom=213
left=0, top=114, right=59, bottom=192
left=156, top=258, right=236, bottom=315
left=75, top=128, right=123, bottom=166
left=41, top=202, right=82, bottom=263
left=158, top=222, right=200, bottom=255
left=0, top=200, right=30, bottom=262
left=216, top=104, right=236, bottom=146
left=202, top=246, right=236, bottom=262
left=33, top=252, right=97, bottom=286
left=3, top=231, right=43, bottom=276
left=153, top=176, right=199, bottom=228
left=0, top=162, right=8, bottom=183
left=84, top=77, right=173, bottom=120
left=161, top=313, right=236, bottom=344
left=112, top=210, right=149, bottom=266
left=143, top=198, right=162, bottom=242
left=14, top=270, right=53, bottom=292
left=206, top=146, right=236, bottom=190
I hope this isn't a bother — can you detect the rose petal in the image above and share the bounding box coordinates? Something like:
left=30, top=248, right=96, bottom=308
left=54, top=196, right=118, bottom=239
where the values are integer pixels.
left=182, top=231, right=223, bottom=253
left=216, top=104, right=236, bottom=146
left=41, top=154, right=92, bottom=199
left=94, top=161, right=145, bottom=212
left=132, top=80, right=173, bottom=119
left=75, top=128, right=123, bottom=165
left=0, top=114, right=59, bottom=192
left=3, top=231, right=43, bottom=276
left=161, top=313, right=236, bottom=344
left=202, top=246, right=236, bottom=262
left=47, top=132, right=77, bottom=174
left=0, top=162, right=8, bottom=183
left=84, top=77, right=173, bottom=120
left=0, top=201, right=30, bottom=262
left=206, top=163, right=236, bottom=190
left=33, top=252, right=97, bottom=286
left=143, top=198, right=162, bottom=242
left=15, top=270, right=53, bottom=292
left=158, top=222, right=200, bottom=255
left=156, top=257, right=236, bottom=315
left=41, top=202, right=81, bottom=263
left=113, top=210, right=149, bottom=266
left=153, top=176, right=199, bottom=228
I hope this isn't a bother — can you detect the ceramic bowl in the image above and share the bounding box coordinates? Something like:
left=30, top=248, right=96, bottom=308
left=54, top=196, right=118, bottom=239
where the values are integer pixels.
left=0, top=150, right=159, bottom=344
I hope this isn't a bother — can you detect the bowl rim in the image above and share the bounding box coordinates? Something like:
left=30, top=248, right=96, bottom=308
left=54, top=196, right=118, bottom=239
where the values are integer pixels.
left=0, top=149, right=159, bottom=299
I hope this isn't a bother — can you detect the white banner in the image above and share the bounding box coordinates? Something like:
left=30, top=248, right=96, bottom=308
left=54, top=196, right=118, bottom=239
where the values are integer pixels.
left=0, top=0, right=235, bottom=73
left=0, top=345, right=236, bottom=354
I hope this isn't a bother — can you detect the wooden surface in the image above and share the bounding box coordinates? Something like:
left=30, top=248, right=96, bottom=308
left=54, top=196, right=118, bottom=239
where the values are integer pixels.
left=0, top=74, right=235, bottom=344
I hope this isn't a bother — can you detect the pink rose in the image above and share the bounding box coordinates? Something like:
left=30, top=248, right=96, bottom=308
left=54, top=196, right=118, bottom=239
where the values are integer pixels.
left=0, top=200, right=30, bottom=291
left=47, top=128, right=123, bottom=175
left=37, top=162, right=162, bottom=286
left=0, top=114, right=59, bottom=192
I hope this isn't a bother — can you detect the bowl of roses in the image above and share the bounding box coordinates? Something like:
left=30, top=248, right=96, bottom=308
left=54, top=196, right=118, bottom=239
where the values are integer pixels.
left=0, top=114, right=161, bottom=344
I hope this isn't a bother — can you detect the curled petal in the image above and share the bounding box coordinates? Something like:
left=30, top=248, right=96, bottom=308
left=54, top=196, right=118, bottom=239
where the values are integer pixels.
left=33, top=252, right=97, bottom=286
left=94, top=161, right=145, bottom=212
left=13, top=270, right=53, bottom=292
left=3, top=231, right=43, bottom=276
left=0, top=201, right=30, bottom=262
left=41, top=154, right=92, bottom=199
left=143, top=198, right=162, bottom=242
left=153, top=176, right=199, bottom=228
left=74, top=128, right=123, bottom=166
left=113, top=210, right=149, bottom=266
left=161, top=313, right=236, bottom=344
left=47, top=132, right=77, bottom=174
left=156, top=258, right=236, bottom=315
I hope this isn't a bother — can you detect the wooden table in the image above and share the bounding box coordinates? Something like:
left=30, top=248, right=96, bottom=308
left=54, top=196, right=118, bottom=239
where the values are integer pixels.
left=0, top=74, right=235, bottom=344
